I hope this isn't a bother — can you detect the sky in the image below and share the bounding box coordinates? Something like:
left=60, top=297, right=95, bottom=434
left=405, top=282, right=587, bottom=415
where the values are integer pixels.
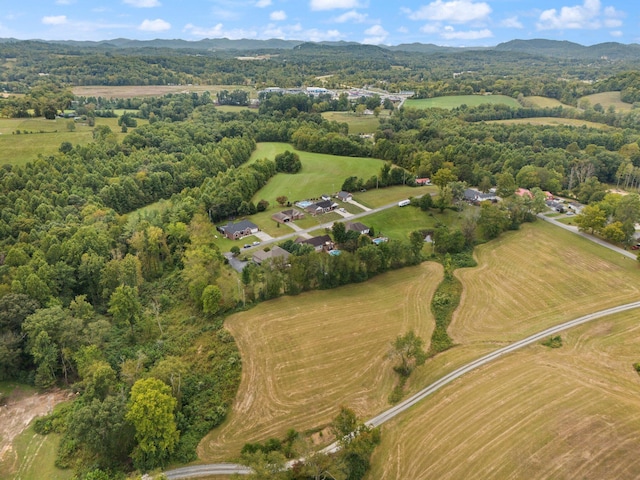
left=0, top=0, right=636, bottom=47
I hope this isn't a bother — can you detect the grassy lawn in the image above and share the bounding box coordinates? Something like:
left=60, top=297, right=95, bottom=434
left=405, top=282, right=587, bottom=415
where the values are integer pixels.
left=215, top=105, right=253, bottom=113
left=363, top=205, right=465, bottom=241
left=244, top=209, right=297, bottom=238
left=0, top=116, right=145, bottom=166
left=370, top=309, right=640, bottom=480
left=321, top=111, right=383, bottom=134
left=2, top=425, right=72, bottom=480
left=249, top=143, right=384, bottom=205
left=353, top=185, right=436, bottom=208
left=580, top=91, right=634, bottom=112
left=487, top=117, right=610, bottom=129
left=197, top=262, right=444, bottom=462
left=405, top=95, right=521, bottom=110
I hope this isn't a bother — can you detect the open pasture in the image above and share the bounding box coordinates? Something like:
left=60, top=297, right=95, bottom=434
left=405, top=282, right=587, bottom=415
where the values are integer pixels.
left=197, top=262, right=444, bottom=461
left=249, top=142, right=383, bottom=205
left=71, top=84, right=257, bottom=99
left=580, top=91, right=633, bottom=112
left=450, top=221, right=640, bottom=345
left=404, top=95, right=521, bottom=110
left=522, top=95, right=575, bottom=109
left=487, top=117, right=610, bottom=129
left=354, top=185, right=436, bottom=208
left=0, top=116, right=139, bottom=166
left=321, top=111, right=383, bottom=134
left=369, top=309, right=640, bottom=479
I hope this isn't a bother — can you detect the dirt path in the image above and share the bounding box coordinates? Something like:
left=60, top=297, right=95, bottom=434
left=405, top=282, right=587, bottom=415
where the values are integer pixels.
left=0, top=388, right=72, bottom=471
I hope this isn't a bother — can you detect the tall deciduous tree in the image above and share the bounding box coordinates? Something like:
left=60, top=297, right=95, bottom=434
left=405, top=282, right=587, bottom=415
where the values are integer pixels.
left=388, top=330, right=427, bottom=376
left=126, top=377, right=179, bottom=470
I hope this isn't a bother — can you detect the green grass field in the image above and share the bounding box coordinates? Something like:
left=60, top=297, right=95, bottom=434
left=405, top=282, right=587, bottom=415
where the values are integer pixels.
left=522, top=95, right=575, bottom=109
left=353, top=185, right=437, bottom=208
left=249, top=143, right=384, bottom=206
left=362, top=205, right=464, bottom=241
left=321, top=111, right=383, bottom=134
left=580, top=91, right=634, bottom=112
left=197, top=262, right=444, bottom=461
left=404, top=95, right=521, bottom=110
left=0, top=116, right=144, bottom=166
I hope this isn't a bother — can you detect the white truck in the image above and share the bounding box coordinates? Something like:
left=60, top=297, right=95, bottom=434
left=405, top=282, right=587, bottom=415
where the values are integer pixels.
left=398, top=199, right=410, bottom=207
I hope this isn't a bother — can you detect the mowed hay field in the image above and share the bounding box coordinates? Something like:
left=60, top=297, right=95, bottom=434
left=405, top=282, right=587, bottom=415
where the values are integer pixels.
left=522, top=95, right=574, bottom=109
left=249, top=142, right=383, bottom=204
left=451, top=221, right=640, bottom=345
left=321, top=111, right=383, bottom=134
left=487, top=117, right=609, bottom=129
left=369, top=309, right=640, bottom=479
left=197, top=263, right=443, bottom=461
left=580, top=91, right=633, bottom=112
left=71, top=84, right=257, bottom=99
left=404, top=95, right=521, bottom=110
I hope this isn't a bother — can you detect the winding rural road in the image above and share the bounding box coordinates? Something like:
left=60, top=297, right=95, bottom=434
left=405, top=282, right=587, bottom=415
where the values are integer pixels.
left=162, top=299, right=640, bottom=478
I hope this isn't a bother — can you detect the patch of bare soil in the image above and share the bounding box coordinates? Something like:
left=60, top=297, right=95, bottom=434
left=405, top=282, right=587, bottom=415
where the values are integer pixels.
left=0, top=388, right=72, bottom=468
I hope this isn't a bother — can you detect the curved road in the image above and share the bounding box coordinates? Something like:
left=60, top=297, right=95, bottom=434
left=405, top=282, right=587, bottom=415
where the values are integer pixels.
left=163, top=300, right=640, bottom=478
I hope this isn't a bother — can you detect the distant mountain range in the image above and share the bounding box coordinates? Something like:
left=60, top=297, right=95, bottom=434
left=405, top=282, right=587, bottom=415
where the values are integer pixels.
left=1, top=37, right=639, bottom=60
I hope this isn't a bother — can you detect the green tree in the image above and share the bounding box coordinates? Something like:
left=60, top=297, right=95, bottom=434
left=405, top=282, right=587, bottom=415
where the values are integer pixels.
left=388, top=330, right=427, bottom=377
left=201, top=284, right=222, bottom=316
left=432, top=168, right=457, bottom=190
left=496, top=172, right=516, bottom=198
left=108, top=285, right=142, bottom=336
left=575, top=204, right=607, bottom=234
left=126, top=377, right=179, bottom=470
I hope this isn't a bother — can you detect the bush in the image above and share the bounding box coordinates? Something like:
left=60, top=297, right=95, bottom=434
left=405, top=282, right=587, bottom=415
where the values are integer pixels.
left=541, top=335, right=563, bottom=348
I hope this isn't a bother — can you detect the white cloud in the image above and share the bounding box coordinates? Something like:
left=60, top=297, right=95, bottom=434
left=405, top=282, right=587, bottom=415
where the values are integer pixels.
left=262, top=22, right=343, bottom=41
left=536, top=0, right=625, bottom=31
left=270, top=10, right=287, bottom=21
left=123, top=0, right=161, bottom=7
left=334, top=10, right=368, bottom=23
left=363, top=24, right=388, bottom=44
left=420, top=23, right=441, bottom=34
left=184, top=23, right=258, bottom=39
left=610, top=30, right=623, bottom=37
left=405, top=0, right=491, bottom=24
left=397, top=26, right=409, bottom=33
left=256, top=0, right=272, bottom=6
left=138, top=18, right=171, bottom=31
left=55, top=0, right=75, bottom=4
left=310, top=0, right=363, bottom=11
left=440, top=27, right=492, bottom=39
left=501, top=16, right=523, bottom=29
left=42, top=15, right=68, bottom=25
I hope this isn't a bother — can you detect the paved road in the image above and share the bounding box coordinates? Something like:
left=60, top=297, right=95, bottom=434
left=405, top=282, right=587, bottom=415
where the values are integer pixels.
left=538, top=213, right=636, bottom=259
left=161, top=300, right=640, bottom=478
left=163, top=463, right=253, bottom=479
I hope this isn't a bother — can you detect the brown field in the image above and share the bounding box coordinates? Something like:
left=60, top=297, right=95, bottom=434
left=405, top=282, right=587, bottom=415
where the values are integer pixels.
left=369, top=309, right=640, bottom=479
left=450, top=221, right=640, bottom=345
left=197, top=262, right=444, bottom=461
left=71, top=84, right=257, bottom=99
left=580, top=91, right=634, bottom=112
left=522, top=95, right=576, bottom=109
left=487, top=117, right=609, bottom=129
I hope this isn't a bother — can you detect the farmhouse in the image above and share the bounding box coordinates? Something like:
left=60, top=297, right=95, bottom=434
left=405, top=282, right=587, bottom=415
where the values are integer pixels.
left=295, top=235, right=335, bottom=252
left=252, top=246, right=291, bottom=265
left=337, top=191, right=353, bottom=202
left=345, top=221, right=370, bottom=235
left=415, top=177, right=431, bottom=186
left=272, top=209, right=305, bottom=224
left=217, top=220, right=259, bottom=240
left=515, top=188, right=533, bottom=199
left=305, top=199, right=338, bottom=216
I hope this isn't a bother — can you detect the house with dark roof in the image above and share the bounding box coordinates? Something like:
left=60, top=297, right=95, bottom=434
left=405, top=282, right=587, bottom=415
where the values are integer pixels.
left=252, top=246, right=291, bottom=265
left=337, top=191, right=353, bottom=201
left=345, top=221, right=370, bottom=235
left=305, top=199, right=338, bottom=216
left=271, top=209, right=304, bottom=224
left=294, top=235, right=335, bottom=252
left=217, top=220, right=259, bottom=240
left=464, top=189, right=499, bottom=204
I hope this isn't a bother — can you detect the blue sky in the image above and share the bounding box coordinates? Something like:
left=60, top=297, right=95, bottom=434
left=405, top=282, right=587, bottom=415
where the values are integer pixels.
left=1, top=0, right=636, bottom=47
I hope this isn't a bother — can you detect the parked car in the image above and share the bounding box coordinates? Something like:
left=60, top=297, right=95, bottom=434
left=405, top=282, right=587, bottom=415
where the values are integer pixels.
left=244, top=244, right=251, bottom=248
left=252, top=241, right=261, bottom=245
left=631, top=244, right=640, bottom=250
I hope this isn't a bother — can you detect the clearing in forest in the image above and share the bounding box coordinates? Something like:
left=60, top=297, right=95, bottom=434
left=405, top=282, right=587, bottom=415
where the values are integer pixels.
left=404, top=95, right=521, bottom=110
left=579, top=91, right=633, bottom=112
left=197, top=262, right=443, bottom=461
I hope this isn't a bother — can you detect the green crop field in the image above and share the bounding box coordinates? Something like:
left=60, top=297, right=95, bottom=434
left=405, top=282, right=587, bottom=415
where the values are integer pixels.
left=197, top=263, right=444, bottom=461
left=249, top=142, right=384, bottom=205
left=369, top=309, right=640, bottom=479
left=404, top=95, right=521, bottom=110
left=321, top=111, right=383, bottom=134
left=580, top=91, right=634, bottom=112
